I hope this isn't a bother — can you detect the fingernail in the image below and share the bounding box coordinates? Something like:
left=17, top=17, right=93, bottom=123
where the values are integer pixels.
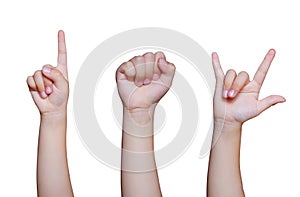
left=40, top=91, right=47, bottom=98
left=45, top=86, right=52, bottom=94
left=153, top=74, right=159, bottom=80
left=144, top=78, right=151, bottom=85
left=228, top=90, right=235, bottom=97
left=159, top=58, right=167, bottom=66
left=42, top=66, right=51, bottom=74
left=223, top=90, right=228, bottom=98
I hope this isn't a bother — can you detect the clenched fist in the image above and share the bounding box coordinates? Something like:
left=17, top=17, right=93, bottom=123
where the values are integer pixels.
left=116, top=52, right=175, bottom=111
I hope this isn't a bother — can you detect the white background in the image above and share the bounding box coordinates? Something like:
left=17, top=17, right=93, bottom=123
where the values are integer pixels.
left=0, top=0, right=299, bottom=196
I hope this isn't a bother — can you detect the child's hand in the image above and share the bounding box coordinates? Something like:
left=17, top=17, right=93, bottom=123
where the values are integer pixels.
left=212, top=49, right=285, bottom=127
left=118, top=52, right=173, bottom=196
left=116, top=52, right=175, bottom=111
left=27, top=30, right=69, bottom=116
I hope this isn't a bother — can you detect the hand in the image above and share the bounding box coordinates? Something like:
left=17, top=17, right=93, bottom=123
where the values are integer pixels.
left=27, top=30, right=69, bottom=116
left=212, top=49, right=285, bottom=127
left=116, top=52, right=175, bottom=111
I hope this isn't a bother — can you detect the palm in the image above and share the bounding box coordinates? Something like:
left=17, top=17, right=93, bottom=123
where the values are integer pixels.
left=31, top=84, right=68, bottom=114
left=214, top=81, right=261, bottom=123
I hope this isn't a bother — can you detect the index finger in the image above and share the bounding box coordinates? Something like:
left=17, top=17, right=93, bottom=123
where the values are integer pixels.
left=253, top=49, right=276, bottom=88
left=57, top=30, right=68, bottom=79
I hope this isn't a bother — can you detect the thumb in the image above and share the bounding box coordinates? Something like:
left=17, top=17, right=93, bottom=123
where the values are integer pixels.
left=257, top=95, right=286, bottom=114
left=158, top=58, right=176, bottom=86
left=42, top=65, right=68, bottom=90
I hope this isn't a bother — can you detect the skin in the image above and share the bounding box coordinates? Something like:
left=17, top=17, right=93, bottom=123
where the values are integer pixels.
left=116, top=52, right=175, bottom=197
left=207, top=49, right=285, bottom=197
left=27, top=30, right=73, bottom=197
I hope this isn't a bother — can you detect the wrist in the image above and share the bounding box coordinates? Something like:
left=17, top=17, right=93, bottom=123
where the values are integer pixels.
left=123, top=104, right=156, bottom=125
left=41, top=110, right=67, bottom=121
left=122, top=105, right=156, bottom=138
left=124, top=103, right=157, bottom=113
left=211, top=119, right=242, bottom=150
left=39, top=110, right=67, bottom=135
left=212, top=118, right=242, bottom=141
left=214, top=118, right=242, bottom=132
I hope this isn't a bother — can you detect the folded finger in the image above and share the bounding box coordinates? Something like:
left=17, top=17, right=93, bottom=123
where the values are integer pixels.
left=143, top=52, right=154, bottom=85
left=116, top=61, right=136, bottom=81
left=132, top=56, right=145, bottom=87
left=228, top=71, right=250, bottom=98
left=42, top=65, right=68, bottom=90
left=33, top=70, right=47, bottom=98
left=223, top=69, right=237, bottom=98
left=153, top=52, right=165, bottom=80
left=43, top=76, right=53, bottom=95
left=27, top=76, right=37, bottom=91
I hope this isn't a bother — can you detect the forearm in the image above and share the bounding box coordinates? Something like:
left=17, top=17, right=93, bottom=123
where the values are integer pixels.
left=207, top=121, right=244, bottom=197
left=37, top=112, right=73, bottom=197
left=121, top=107, right=162, bottom=197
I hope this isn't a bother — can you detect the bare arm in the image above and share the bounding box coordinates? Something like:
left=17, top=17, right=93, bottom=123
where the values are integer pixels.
left=208, top=122, right=244, bottom=197
left=27, top=30, right=73, bottom=197
left=37, top=112, right=73, bottom=197
left=116, top=52, right=175, bottom=197
left=207, top=49, right=285, bottom=197
left=121, top=107, right=161, bottom=197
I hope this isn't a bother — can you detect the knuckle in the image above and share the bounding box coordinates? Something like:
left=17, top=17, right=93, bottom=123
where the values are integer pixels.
left=144, top=53, right=155, bottom=65
left=135, top=55, right=144, bottom=63
left=43, top=64, right=53, bottom=68
left=239, top=71, right=249, bottom=77
left=58, top=49, right=67, bottom=54
left=125, top=63, right=135, bottom=76
left=26, top=76, right=32, bottom=83
left=125, top=61, right=134, bottom=68
left=130, top=55, right=140, bottom=63
left=34, top=70, right=41, bottom=77
left=155, top=51, right=165, bottom=58
left=165, top=63, right=176, bottom=73
left=143, top=52, right=154, bottom=58
left=226, top=69, right=236, bottom=75
left=169, top=63, right=176, bottom=71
